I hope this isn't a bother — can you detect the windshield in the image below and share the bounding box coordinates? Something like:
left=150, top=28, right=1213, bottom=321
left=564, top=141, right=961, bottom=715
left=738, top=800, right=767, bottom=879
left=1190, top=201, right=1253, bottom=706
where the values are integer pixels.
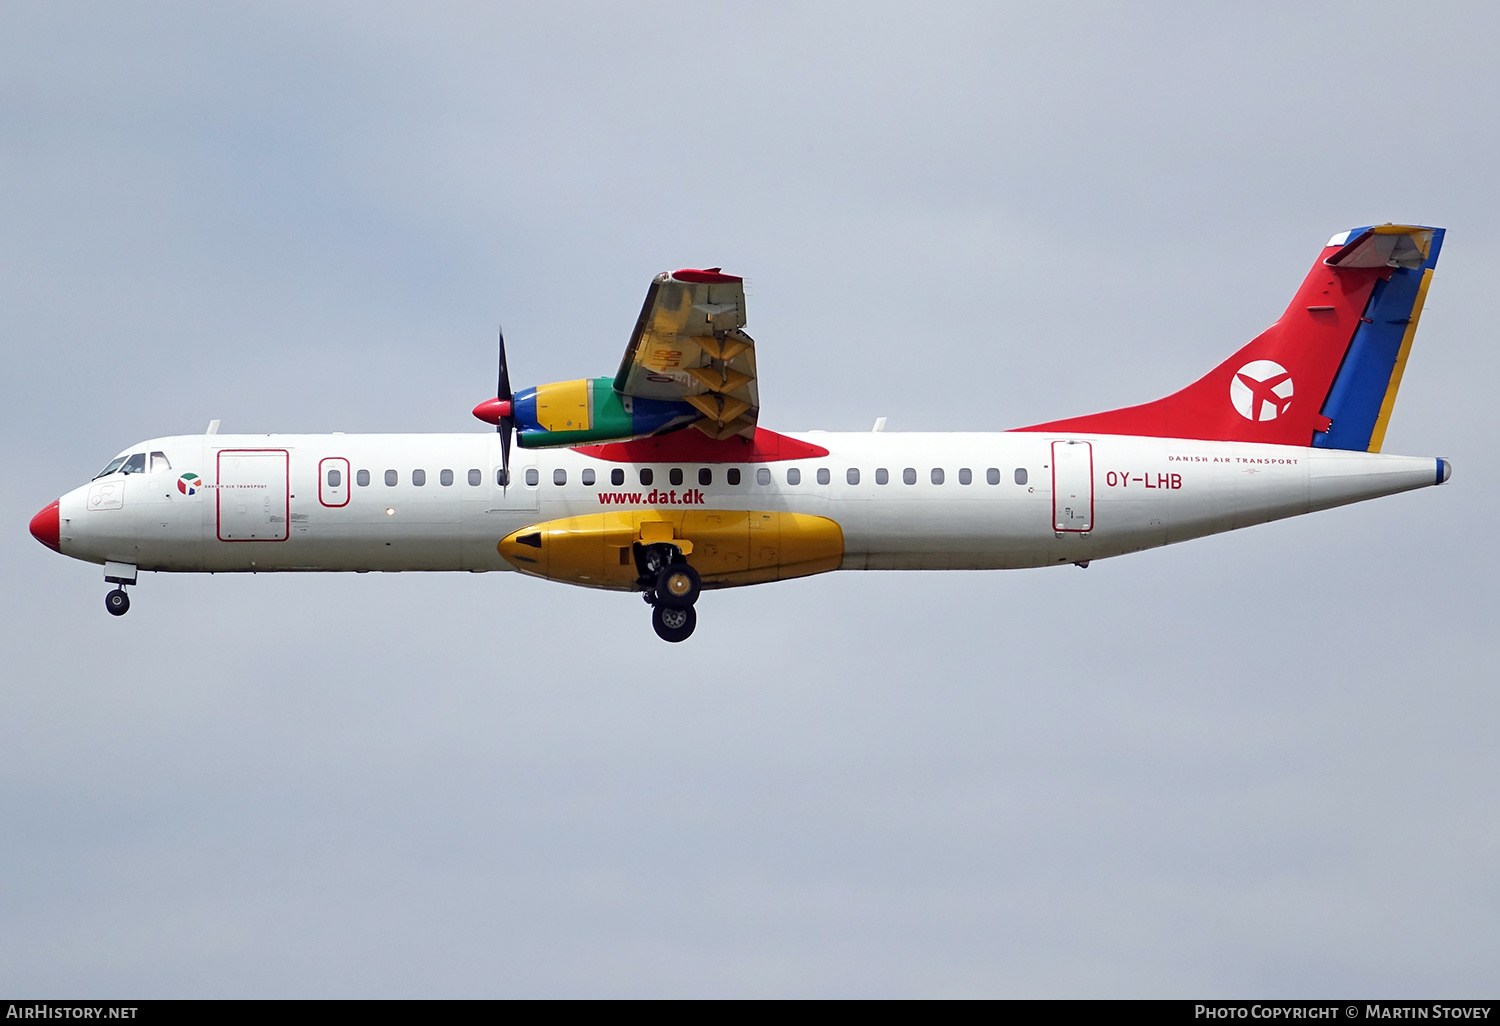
left=120, top=453, right=147, bottom=474
left=93, top=456, right=129, bottom=480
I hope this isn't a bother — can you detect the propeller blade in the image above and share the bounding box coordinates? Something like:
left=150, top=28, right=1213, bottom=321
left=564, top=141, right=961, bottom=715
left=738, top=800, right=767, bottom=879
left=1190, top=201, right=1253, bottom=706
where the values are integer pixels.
left=500, top=415, right=513, bottom=487
left=498, top=324, right=513, bottom=486
left=498, top=325, right=512, bottom=405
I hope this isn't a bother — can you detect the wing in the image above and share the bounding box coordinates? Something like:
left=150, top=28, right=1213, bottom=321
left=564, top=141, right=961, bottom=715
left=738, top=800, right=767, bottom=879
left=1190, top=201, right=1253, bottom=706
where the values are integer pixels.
left=613, top=268, right=759, bottom=440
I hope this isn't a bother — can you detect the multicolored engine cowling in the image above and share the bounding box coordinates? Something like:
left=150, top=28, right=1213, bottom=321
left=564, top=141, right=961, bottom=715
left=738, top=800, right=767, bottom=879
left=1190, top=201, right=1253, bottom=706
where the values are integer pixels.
left=511, top=377, right=700, bottom=448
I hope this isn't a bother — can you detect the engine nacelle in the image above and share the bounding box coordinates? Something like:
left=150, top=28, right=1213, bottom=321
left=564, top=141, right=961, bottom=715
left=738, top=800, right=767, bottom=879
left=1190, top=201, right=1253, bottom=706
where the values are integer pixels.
left=498, top=510, right=844, bottom=591
left=510, top=377, right=699, bottom=448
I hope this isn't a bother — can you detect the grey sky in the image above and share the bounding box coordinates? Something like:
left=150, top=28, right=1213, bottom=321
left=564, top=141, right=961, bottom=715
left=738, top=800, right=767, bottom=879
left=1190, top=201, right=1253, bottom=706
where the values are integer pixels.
left=3, top=2, right=1497, bottom=996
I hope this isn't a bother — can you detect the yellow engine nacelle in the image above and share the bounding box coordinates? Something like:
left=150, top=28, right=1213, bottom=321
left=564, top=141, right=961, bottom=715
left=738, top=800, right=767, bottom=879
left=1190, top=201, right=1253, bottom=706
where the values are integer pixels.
left=498, top=510, right=844, bottom=591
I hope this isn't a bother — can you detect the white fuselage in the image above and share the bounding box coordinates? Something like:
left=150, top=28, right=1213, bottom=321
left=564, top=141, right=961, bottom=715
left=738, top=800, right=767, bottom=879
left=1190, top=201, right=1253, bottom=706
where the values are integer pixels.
left=54, top=430, right=1444, bottom=580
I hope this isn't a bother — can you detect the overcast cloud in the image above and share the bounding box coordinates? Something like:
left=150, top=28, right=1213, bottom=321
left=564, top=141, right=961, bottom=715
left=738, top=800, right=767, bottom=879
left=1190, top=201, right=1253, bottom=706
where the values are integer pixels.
left=3, top=2, right=1498, bottom=997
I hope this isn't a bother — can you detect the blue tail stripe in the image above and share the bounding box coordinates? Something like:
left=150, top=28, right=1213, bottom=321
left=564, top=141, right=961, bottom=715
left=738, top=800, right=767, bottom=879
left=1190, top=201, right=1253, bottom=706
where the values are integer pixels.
left=1313, top=228, right=1444, bottom=451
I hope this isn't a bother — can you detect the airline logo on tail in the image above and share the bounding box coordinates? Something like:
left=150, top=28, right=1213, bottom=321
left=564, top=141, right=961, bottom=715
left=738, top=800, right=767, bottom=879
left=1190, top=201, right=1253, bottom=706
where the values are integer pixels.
left=1230, top=360, right=1294, bottom=422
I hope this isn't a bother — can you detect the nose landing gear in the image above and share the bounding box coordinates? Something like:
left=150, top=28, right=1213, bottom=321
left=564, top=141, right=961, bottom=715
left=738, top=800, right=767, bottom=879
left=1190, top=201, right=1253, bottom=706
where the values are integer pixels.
left=103, top=561, right=137, bottom=617
left=635, top=542, right=701, bottom=642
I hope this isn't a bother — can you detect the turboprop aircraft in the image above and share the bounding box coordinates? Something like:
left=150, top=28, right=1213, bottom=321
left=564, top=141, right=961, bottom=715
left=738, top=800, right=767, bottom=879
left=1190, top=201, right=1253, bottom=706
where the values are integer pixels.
left=29, top=225, right=1452, bottom=642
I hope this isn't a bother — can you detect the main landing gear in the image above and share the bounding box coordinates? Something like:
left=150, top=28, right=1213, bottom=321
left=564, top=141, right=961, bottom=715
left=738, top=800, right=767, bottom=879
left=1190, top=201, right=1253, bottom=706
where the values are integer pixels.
left=651, top=604, right=696, bottom=643
left=636, top=542, right=702, bottom=643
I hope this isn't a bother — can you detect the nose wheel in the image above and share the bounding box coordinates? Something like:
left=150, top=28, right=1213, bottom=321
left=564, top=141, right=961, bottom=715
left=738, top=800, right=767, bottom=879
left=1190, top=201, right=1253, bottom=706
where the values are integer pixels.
left=105, top=588, right=130, bottom=616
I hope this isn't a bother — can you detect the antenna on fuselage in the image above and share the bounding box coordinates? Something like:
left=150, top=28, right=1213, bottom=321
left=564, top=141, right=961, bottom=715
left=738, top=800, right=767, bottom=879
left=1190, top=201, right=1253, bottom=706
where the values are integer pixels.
left=206, top=419, right=220, bottom=435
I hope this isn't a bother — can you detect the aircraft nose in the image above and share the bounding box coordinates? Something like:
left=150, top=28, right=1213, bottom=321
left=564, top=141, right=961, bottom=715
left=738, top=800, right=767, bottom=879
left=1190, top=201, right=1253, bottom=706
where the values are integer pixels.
left=29, top=500, right=61, bottom=552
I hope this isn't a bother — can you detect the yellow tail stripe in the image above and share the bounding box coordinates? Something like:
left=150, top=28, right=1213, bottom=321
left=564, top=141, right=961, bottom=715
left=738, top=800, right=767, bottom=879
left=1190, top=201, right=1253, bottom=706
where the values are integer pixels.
left=1368, top=267, right=1434, bottom=453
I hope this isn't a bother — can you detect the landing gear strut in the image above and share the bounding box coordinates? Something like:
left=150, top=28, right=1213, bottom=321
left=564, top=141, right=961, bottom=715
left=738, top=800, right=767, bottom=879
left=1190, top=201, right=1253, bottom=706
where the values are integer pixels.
left=635, top=542, right=701, bottom=642
left=105, top=588, right=130, bottom=616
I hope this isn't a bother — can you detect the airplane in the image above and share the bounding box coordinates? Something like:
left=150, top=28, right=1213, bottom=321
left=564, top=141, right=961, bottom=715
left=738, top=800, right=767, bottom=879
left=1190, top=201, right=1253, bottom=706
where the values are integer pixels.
left=29, top=224, right=1452, bottom=642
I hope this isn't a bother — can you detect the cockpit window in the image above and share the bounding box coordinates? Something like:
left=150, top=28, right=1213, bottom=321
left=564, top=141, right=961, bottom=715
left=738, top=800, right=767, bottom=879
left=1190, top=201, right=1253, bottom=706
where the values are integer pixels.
left=120, top=453, right=147, bottom=475
left=150, top=452, right=172, bottom=473
left=94, top=457, right=128, bottom=480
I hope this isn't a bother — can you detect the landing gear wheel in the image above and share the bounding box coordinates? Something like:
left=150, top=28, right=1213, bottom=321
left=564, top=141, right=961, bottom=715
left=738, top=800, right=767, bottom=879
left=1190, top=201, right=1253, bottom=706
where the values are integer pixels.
left=652, top=603, right=696, bottom=643
left=655, top=563, right=701, bottom=610
left=105, top=588, right=130, bottom=616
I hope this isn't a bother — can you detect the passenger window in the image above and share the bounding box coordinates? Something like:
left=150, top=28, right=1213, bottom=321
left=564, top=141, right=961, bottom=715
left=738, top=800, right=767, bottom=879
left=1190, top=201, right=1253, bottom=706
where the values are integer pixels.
left=727, top=468, right=741, bottom=486
left=525, top=468, right=539, bottom=486
left=756, top=467, right=771, bottom=486
left=1015, top=468, right=1028, bottom=485
left=987, top=468, right=1001, bottom=485
left=327, top=468, right=342, bottom=488
left=903, top=468, right=917, bottom=485
left=150, top=452, right=172, bottom=473
left=440, top=469, right=454, bottom=486
left=931, top=468, right=944, bottom=485
left=669, top=468, right=683, bottom=486
left=876, top=468, right=889, bottom=485
left=121, top=453, right=147, bottom=475
left=384, top=469, right=398, bottom=487
left=554, top=469, right=567, bottom=486
left=582, top=468, right=596, bottom=486
left=640, top=468, right=654, bottom=486
left=787, top=468, right=801, bottom=485
left=496, top=468, right=510, bottom=486
left=357, top=469, right=371, bottom=487
left=817, top=468, right=831, bottom=485
left=413, top=469, right=426, bottom=486
left=468, top=469, right=481, bottom=486
left=958, top=468, right=972, bottom=485
left=847, top=468, right=860, bottom=485
left=698, top=468, right=712, bottom=486
left=611, top=468, right=625, bottom=486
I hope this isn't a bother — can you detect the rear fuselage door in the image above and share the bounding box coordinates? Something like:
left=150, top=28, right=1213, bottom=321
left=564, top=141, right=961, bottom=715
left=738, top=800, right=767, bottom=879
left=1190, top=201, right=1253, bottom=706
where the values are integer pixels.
left=217, top=449, right=290, bottom=541
left=1051, top=440, right=1094, bottom=533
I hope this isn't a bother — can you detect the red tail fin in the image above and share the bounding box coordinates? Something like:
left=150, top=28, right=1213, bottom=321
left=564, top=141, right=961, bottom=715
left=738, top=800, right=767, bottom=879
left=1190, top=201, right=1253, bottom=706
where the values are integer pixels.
left=1016, top=226, right=1442, bottom=447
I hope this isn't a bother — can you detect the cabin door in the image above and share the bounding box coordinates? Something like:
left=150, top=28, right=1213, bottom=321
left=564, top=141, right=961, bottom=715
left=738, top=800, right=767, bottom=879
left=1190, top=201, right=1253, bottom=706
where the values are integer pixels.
left=217, top=449, right=290, bottom=541
left=1051, top=440, right=1094, bottom=533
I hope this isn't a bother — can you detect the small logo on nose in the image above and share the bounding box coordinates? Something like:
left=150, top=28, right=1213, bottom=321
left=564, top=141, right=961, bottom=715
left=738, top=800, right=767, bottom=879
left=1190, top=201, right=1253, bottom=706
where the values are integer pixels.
left=1230, top=360, right=1294, bottom=422
left=177, top=473, right=201, bottom=495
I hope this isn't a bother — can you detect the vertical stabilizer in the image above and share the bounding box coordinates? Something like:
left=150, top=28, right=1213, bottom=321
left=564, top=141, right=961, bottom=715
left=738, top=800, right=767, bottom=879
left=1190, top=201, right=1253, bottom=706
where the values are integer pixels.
left=1017, top=225, right=1444, bottom=450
